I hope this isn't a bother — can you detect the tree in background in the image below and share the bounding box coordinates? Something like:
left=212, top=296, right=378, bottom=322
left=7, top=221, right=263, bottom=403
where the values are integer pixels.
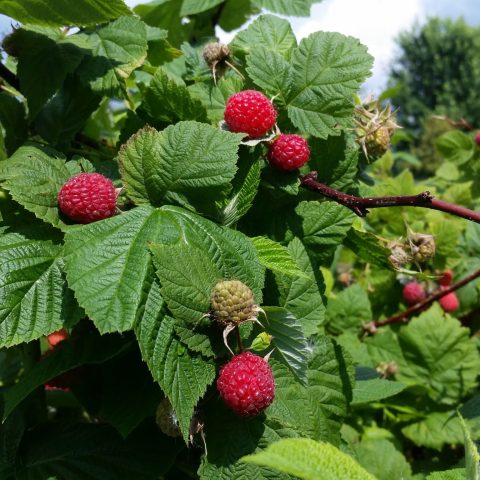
left=389, top=17, right=480, bottom=132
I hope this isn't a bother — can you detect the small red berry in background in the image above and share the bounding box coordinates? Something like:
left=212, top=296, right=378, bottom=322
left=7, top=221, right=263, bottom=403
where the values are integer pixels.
left=475, top=132, right=480, bottom=146
left=47, top=329, right=69, bottom=349
left=224, top=90, right=277, bottom=138
left=267, top=134, right=310, bottom=171
left=402, top=281, right=426, bottom=306
left=58, top=172, right=117, bottom=224
left=438, top=269, right=453, bottom=287
left=217, top=351, right=275, bottom=416
left=439, top=291, right=460, bottom=312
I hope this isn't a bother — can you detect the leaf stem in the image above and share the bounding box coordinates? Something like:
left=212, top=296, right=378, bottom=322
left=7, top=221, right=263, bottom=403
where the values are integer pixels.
left=235, top=326, right=244, bottom=353
left=364, top=268, right=480, bottom=333
left=300, top=171, right=480, bottom=224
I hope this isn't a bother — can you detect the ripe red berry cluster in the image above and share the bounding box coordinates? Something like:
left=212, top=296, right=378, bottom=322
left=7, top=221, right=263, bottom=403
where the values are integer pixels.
left=402, top=281, right=426, bottom=306
left=437, top=269, right=459, bottom=312
left=267, top=134, right=310, bottom=171
left=224, top=90, right=276, bottom=138
left=47, top=328, right=69, bottom=349
left=217, top=351, right=275, bottom=416
left=58, top=172, right=117, bottom=224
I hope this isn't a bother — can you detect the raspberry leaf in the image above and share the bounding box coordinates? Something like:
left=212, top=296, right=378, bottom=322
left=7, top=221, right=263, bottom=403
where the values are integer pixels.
left=0, top=93, right=28, bottom=155
left=64, top=206, right=177, bottom=333
left=0, top=234, right=68, bottom=348
left=286, top=32, right=373, bottom=138
left=180, top=0, right=224, bottom=16
left=261, top=307, right=309, bottom=386
left=436, top=130, right=475, bottom=165
left=136, top=315, right=215, bottom=442
left=77, top=16, right=148, bottom=98
left=0, top=0, right=131, bottom=26
left=142, top=68, right=207, bottom=124
left=274, top=237, right=326, bottom=337
left=241, top=437, right=376, bottom=480
left=251, top=0, right=322, bottom=17
left=251, top=236, right=307, bottom=279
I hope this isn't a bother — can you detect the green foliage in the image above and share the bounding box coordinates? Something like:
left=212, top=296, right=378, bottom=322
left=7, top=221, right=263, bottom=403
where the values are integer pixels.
left=0, top=1, right=479, bottom=479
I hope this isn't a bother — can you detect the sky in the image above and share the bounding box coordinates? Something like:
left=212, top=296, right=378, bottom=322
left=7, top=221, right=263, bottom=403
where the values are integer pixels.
left=1, top=0, right=479, bottom=94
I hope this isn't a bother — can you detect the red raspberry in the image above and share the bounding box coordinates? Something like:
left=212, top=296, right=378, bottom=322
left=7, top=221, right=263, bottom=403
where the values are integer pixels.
left=402, top=281, right=426, bottom=306
left=439, top=291, right=459, bottom=312
left=268, top=134, right=310, bottom=171
left=438, top=270, right=453, bottom=287
left=475, top=132, right=480, bottom=146
left=224, top=90, right=276, bottom=138
left=47, top=329, right=69, bottom=349
left=217, top=351, right=275, bottom=416
left=58, top=172, right=117, bottom=223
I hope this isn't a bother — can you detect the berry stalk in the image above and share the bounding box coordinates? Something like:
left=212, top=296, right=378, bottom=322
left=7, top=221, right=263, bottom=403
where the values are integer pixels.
left=300, top=171, right=480, bottom=224
left=364, top=267, right=480, bottom=333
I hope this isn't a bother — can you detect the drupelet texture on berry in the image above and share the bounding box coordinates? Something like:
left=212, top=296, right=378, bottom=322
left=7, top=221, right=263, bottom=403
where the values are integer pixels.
left=211, top=280, right=256, bottom=326
left=217, top=352, right=275, bottom=416
left=439, top=291, right=459, bottom=312
left=267, top=134, right=310, bottom=171
left=224, top=90, right=276, bottom=138
left=402, top=281, right=426, bottom=306
left=47, top=329, right=69, bottom=349
left=58, top=172, right=117, bottom=223
left=438, top=269, right=453, bottom=287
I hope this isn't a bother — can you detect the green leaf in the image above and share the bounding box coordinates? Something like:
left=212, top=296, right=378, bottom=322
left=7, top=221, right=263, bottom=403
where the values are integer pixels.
left=290, top=201, right=355, bottom=261
left=15, top=423, right=180, bottom=480
left=286, top=32, right=373, bottom=138
left=3, top=334, right=129, bottom=420
left=180, top=0, right=224, bottom=15
left=395, top=304, right=480, bottom=405
left=0, top=145, right=78, bottom=230
left=173, top=319, right=218, bottom=358
left=427, top=469, right=466, bottom=480
left=34, top=75, right=100, bottom=148
left=267, top=338, right=353, bottom=444
left=78, top=16, right=147, bottom=97
left=136, top=315, right=215, bottom=441
left=326, top=284, right=372, bottom=334
left=64, top=206, right=179, bottom=333
left=352, top=438, right=412, bottom=480
left=4, top=27, right=87, bottom=116
left=261, top=307, right=309, bottom=386
left=252, top=236, right=307, bottom=278
left=242, top=437, right=375, bottom=480
left=0, top=234, right=68, bottom=348
left=351, top=378, right=406, bottom=405
left=118, top=122, right=242, bottom=205
left=0, top=0, right=131, bottom=26
left=436, top=131, right=475, bottom=165
left=0, top=93, right=28, bottom=154
left=230, top=15, right=297, bottom=58
left=275, top=237, right=326, bottom=337
left=460, top=414, right=480, bottom=480
left=150, top=242, right=221, bottom=325
left=142, top=67, right=207, bottom=123
left=402, top=411, right=463, bottom=450
left=251, top=0, right=322, bottom=16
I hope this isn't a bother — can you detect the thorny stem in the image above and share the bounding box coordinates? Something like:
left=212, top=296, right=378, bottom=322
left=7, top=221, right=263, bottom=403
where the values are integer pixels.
left=300, top=172, right=480, bottom=224
left=363, top=268, right=480, bottom=333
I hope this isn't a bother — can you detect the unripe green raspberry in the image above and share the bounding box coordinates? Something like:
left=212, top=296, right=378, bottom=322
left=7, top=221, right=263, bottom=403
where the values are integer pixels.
left=211, top=280, right=256, bottom=326
left=364, top=126, right=390, bottom=159
left=155, top=399, right=181, bottom=438
left=202, top=42, right=230, bottom=67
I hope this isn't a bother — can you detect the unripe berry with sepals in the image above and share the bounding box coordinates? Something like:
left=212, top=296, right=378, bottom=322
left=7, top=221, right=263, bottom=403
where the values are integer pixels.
left=217, top=352, right=275, bottom=416
left=58, top=172, right=117, bottom=223
left=439, top=291, right=459, bottom=312
left=202, top=42, right=230, bottom=67
left=210, top=280, right=256, bottom=327
left=364, top=126, right=390, bottom=159
left=403, top=281, right=426, bottom=306
left=47, top=329, right=69, bottom=349
left=224, top=90, right=276, bottom=138
left=267, top=134, right=310, bottom=171
left=438, top=269, right=453, bottom=287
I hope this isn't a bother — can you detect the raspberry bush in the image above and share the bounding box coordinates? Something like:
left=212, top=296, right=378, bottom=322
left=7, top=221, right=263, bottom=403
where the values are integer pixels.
left=0, top=1, right=480, bottom=479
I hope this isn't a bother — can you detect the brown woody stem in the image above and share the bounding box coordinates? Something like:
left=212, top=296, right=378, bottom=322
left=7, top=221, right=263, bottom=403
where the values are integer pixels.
left=300, top=172, right=480, bottom=224
left=364, top=268, right=480, bottom=332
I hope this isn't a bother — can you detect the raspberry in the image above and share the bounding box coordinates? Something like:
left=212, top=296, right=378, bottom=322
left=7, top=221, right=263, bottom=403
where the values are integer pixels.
left=47, top=329, right=69, bottom=349
left=475, top=132, right=480, bottom=146
left=203, top=42, right=230, bottom=67
left=267, top=134, right=310, bottom=171
left=217, top=352, right=275, bottom=416
left=364, top=126, right=390, bottom=159
left=439, top=291, right=459, bottom=312
left=438, top=269, right=453, bottom=287
left=402, top=282, right=426, bottom=306
left=224, top=90, right=276, bottom=138
left=211, top=280, right=256, bottom=327
left=58, top=172, right=117, bottom=223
